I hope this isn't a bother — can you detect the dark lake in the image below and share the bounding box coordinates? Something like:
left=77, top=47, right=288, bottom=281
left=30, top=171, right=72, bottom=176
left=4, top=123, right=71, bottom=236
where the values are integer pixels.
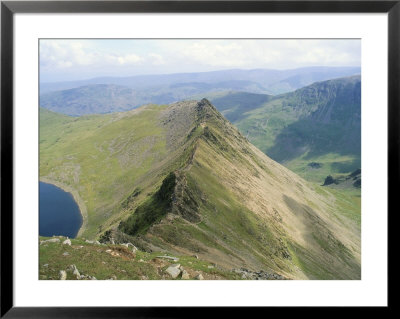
left=39, top=181, right=82, bottom=238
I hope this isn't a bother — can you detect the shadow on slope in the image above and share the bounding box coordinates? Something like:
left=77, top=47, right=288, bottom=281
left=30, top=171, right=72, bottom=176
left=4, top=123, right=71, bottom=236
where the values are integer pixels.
left=266, top=76, right=361, bottom=163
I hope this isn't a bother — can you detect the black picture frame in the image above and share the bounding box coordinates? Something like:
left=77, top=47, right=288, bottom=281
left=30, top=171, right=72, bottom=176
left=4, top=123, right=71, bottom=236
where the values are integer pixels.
left=1, top=0, right=396, bottom=317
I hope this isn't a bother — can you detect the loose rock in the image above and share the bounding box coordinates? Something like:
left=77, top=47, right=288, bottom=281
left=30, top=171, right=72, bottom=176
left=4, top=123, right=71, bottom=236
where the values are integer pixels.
left=232, top=268, right=286, bottom=280
left=194, top=273, right=204, bottom=280
left=40, top=238, right=60, bottom=245
left=165, top=264, right=181, bottom=279
left=72, top=267, right=80, bottom=279
left=59, top=270, right=67, bottom=280
left=156, top=255, right=179, bottom=262
left=181, top=270, right=190, bottom=280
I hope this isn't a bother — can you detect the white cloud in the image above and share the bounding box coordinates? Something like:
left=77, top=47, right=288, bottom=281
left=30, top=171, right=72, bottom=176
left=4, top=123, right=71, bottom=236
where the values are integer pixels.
left=157, top=39, right=360, bottom=70
left=149, top=53, right=165, bottom=66
left=40, top=40, right=144, bottom=70
left=177, top=41, right=248, bottom=67
left=40, top=39, right=360, bottom=82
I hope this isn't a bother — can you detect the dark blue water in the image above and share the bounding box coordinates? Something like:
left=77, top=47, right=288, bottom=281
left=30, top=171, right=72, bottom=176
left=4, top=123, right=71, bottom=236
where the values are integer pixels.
left=39, top=182, right=82, bottom=238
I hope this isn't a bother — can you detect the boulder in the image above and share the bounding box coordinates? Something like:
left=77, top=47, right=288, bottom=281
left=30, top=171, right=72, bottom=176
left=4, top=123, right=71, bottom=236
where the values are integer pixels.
left=181, top=270, right=190, bottom=280
left=62, top=252, right=69, bottom=256
left=40, top=238, right=60, bottom=245
left=194, top=273, right=204, bottom=280
left=63, top=239, right=71, bottom=246
left=73, top=269, right=80, bottom=279
left=59, top=270, right=67, bottom=280
left=69, top=265, right=81, bottom=279
left=165, top=264, right=181, bottom=279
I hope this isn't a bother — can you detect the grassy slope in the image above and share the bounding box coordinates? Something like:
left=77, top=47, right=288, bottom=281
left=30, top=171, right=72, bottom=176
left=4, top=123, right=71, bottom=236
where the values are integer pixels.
left=120, top=100, right=360, bottom=279
left=40, top=106, right=173, bottom=238
left=39, top=236, right=241, bottom=280
left=40, top=100, right=360, bottom=279
left=209, top=76, right=361, bottom=184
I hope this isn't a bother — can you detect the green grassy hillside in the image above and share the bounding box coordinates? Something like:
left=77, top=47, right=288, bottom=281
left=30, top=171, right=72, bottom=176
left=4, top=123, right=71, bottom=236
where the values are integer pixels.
left=39, top=236, right=243, bottom=280
left=209, top=76, right=361, bottom=184
left=40, top=99, right=360, bottom=279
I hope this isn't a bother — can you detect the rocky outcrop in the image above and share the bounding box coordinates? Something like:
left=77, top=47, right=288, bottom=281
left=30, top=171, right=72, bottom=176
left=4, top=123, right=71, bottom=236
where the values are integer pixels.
left=40, top=238, right=60, bottom=245
left=233, top=268, right=286, bottom=280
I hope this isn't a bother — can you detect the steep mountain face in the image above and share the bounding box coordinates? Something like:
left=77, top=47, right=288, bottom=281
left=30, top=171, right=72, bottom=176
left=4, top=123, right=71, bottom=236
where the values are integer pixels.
left=209, top=75, right=361, bottom=183
left=266, top=75, right=361, bottom=162
left=40, top=99, right=360, bottom=279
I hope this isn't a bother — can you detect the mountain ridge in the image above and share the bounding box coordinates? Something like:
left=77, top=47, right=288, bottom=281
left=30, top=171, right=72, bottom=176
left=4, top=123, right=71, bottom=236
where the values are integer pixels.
left=208, top=75, right=361, bottom=183
left=40, top=99, right=360, bottom=279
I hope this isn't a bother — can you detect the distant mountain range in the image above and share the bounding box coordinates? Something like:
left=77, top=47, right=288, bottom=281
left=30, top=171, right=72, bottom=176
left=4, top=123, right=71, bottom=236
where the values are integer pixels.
left=39, top=81, right=267, bottom=116
left=40, top=99, right=361, bottom=279
left=39, top=71, right=361, bottom=184
left=40, top=66, right=360, bottom=116
left=207, top=75, right=361, bottom=182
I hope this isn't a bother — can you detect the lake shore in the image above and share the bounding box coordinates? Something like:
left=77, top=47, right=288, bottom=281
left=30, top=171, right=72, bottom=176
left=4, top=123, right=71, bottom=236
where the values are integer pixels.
left=39, top=177, right=88, bottom=237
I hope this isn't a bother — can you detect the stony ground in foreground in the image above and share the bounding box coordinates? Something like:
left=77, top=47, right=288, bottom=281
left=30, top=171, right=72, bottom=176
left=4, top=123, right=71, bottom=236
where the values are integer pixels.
left=39, top=236, right=288, bottom=280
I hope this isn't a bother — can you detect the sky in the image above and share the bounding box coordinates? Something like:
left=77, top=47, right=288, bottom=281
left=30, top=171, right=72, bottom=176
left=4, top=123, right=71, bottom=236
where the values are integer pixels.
left=40, top=39, right=361, bottom=83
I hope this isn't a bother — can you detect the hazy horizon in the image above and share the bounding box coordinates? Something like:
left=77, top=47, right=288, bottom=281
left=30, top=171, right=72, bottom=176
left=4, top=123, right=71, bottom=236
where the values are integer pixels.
left=40, top=39, right=361, bottom=82
left=40, top=65, right=361, bottom=84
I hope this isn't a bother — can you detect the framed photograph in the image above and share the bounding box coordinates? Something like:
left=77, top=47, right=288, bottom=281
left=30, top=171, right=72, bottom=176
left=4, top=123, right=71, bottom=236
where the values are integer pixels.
left=1, top=0, right=396, bottom=316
